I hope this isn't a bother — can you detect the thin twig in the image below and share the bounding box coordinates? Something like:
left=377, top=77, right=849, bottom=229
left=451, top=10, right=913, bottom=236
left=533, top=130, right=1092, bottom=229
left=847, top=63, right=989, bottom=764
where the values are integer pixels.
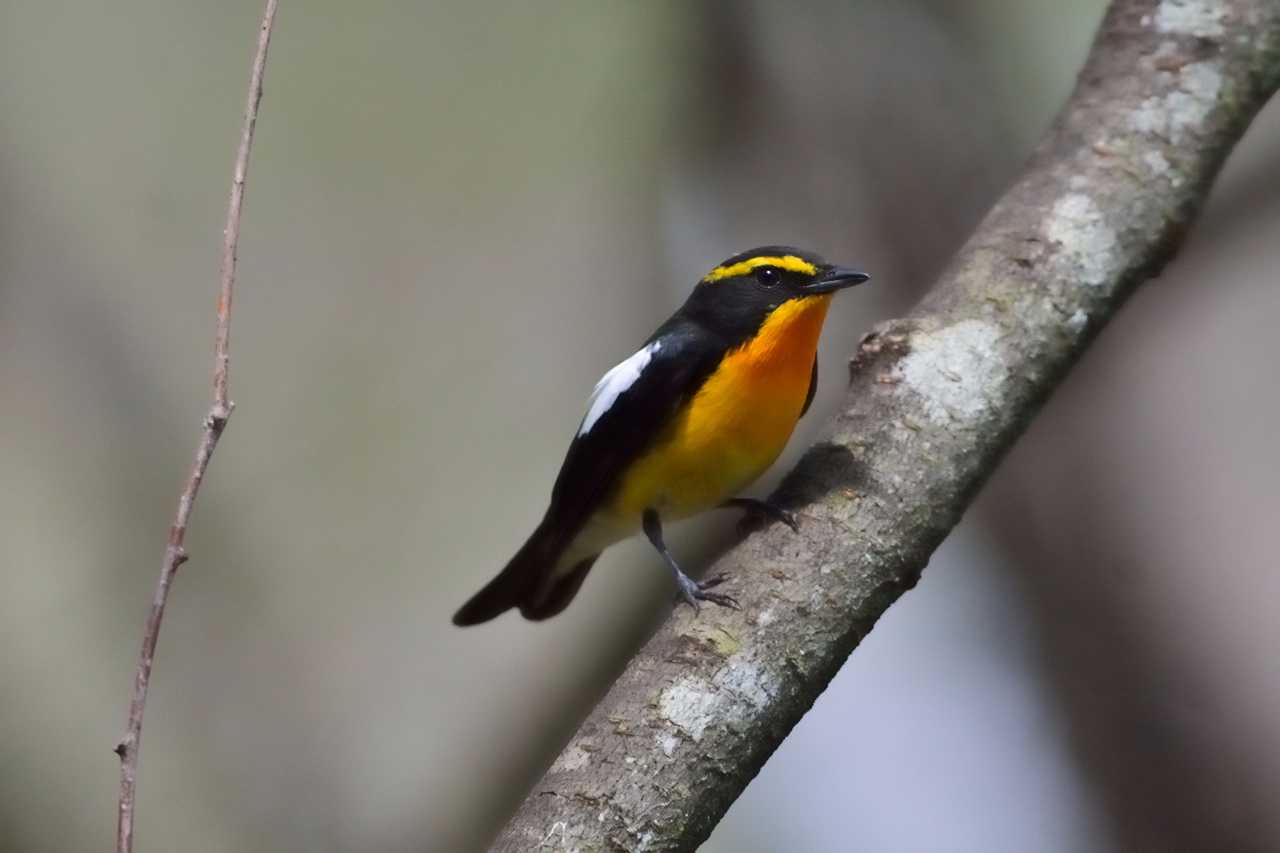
left=114, top=3, right=278, bottom=851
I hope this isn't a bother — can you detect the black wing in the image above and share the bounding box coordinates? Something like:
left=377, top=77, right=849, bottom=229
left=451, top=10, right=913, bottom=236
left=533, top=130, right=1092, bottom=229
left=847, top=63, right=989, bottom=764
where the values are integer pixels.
left=800, top=355, right=818, bottom=418
left=542, top=318, right=722, bottom=545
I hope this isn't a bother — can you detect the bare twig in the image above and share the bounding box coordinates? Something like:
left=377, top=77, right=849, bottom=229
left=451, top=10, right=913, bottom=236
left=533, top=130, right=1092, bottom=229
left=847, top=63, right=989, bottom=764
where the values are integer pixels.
left=114, top=3, right=278, bottom=851
left=493, top=1, right=1280, bottom=849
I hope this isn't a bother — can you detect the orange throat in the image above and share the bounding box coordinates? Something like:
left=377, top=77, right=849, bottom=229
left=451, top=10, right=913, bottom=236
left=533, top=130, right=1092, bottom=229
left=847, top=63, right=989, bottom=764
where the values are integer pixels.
left=607, top=294, right=833, bottom=523
left=732, top=293, right=833, bottom=373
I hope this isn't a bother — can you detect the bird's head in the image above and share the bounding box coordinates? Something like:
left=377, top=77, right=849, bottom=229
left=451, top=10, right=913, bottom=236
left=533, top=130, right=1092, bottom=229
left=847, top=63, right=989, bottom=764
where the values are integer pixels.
left=682, top=246, right=869, bottom=339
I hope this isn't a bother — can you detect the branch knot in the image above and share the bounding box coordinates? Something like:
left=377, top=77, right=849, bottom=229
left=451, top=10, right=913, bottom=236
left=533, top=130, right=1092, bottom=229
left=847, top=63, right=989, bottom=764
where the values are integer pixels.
left=206, top=400, right=235, bottom=430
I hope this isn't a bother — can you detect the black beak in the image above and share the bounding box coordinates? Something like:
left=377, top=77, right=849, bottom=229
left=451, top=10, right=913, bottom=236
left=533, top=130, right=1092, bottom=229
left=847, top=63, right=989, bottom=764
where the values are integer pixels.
left=804, top=265, right=871, bottom=294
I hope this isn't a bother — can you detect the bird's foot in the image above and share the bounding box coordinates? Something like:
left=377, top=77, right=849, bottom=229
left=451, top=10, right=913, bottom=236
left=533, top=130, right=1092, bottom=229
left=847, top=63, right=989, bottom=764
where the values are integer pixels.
left=721, top=497, right=800, bottom=534
left=673, top=572, right=740, bottom=613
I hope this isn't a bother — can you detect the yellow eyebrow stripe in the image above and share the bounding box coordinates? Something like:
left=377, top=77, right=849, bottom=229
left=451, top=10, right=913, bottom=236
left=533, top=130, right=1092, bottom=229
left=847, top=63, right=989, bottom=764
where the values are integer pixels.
left=703, top=255, right=818, bottom=283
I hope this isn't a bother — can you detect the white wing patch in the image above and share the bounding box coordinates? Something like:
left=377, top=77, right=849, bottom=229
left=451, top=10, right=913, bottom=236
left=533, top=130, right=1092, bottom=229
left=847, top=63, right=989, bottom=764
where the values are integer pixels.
left=579, top=341, right=659, bottom=435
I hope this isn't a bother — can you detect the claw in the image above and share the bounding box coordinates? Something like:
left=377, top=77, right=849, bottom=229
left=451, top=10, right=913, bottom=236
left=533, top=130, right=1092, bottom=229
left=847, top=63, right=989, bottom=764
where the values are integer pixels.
left=646, top=507, right=742, bottom=616
left=673, top=573, right=741, bottom=612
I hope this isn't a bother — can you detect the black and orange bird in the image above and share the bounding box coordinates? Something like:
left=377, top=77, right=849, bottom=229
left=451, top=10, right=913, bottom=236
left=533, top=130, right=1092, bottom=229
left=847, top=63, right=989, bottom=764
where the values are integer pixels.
left=453, top=247, right=869, bottom=625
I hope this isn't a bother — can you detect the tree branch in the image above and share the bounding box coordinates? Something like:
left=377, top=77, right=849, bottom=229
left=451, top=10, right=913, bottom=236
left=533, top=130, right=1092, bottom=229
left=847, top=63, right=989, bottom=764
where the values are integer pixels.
left=493, top=1, right=1280, bottom=850
left=114, top=3, right=278, bottom=851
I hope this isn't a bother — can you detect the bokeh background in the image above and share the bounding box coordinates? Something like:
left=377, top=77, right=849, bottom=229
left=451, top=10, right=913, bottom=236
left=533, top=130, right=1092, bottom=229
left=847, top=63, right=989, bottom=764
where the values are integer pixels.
left=3, top=2, right=1278, bottom=851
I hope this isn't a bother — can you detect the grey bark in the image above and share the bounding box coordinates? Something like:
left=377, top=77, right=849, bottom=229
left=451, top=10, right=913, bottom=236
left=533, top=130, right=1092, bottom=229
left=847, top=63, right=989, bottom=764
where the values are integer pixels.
left=493, top=1, right=1280, bottom=850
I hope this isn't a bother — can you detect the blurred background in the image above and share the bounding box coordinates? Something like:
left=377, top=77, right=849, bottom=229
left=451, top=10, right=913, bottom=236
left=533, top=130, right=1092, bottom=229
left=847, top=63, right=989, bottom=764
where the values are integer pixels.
left=2, top=1, right=1278, bottom=850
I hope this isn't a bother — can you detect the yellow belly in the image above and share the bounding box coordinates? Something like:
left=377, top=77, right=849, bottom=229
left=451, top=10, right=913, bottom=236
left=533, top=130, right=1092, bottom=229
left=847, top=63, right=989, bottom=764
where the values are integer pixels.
left=606, top=295, right=832, bottom=524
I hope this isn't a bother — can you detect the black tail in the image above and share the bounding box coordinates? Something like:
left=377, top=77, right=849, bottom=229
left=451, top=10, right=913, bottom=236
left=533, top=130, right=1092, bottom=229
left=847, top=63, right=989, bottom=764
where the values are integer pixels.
left=452, top=523, right=597, bottom=625
left=519, top=555, right=597, bottom=621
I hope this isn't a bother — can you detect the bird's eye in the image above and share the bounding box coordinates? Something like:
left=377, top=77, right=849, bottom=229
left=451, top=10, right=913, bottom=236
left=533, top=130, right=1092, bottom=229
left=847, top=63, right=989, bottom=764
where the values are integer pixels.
left=756, top=266, right=780, bottom=286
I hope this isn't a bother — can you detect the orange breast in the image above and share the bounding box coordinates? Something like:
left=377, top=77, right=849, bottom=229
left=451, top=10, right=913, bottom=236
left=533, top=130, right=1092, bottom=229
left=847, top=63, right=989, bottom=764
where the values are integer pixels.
left=608, top=295, right=832, bottom=522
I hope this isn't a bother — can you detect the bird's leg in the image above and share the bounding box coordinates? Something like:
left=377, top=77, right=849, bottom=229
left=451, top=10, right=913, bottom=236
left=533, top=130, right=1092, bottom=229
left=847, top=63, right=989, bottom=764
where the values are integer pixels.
left=720, top=497, right=799, bottom=533
left=642, top=509, right=739, bottom=613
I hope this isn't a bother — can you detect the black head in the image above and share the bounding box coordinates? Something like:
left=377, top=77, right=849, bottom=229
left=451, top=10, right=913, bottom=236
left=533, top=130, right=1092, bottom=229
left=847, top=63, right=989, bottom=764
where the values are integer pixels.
left=680, top=246, right=869, bottom=341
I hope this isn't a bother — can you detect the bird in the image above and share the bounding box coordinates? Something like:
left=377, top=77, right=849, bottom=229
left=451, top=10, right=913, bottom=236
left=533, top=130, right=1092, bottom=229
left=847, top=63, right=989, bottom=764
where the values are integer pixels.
left=452, top=246, right=869, bottom=625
